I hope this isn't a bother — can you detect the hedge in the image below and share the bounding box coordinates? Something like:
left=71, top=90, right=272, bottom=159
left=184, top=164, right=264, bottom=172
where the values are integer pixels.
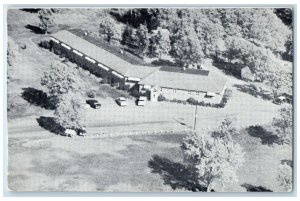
left=159, top=90, right=231, bottom=108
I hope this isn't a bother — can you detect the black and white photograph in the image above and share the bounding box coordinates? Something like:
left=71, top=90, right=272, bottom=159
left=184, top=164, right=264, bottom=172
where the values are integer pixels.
left=5, top=6, right=294, bottom=193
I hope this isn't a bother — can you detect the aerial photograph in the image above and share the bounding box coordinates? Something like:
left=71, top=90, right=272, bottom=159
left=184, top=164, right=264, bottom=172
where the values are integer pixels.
left=6, top=7, right=293, bottom=192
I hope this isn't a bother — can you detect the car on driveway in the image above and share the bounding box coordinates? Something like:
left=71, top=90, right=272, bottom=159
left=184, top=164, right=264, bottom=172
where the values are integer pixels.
left=86, top=99, right=101, bottom=109
left=116, top=97, right=128, bottom=106
left=273, top=96, right=287, bottom=105
left=64, top=126, right=87, bottom=137
left=273, top=93, right=292, bottom=105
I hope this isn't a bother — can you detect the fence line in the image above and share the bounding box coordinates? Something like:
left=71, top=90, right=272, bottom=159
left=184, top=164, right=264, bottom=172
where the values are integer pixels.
left=74, top=128, right=195, bottom=139
left=72, top=123, right=257, bottom=139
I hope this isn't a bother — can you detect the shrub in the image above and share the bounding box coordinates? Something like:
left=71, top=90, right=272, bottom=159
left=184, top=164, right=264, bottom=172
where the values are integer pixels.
left=158, top=94, right=167, bottom=101
left=187, top=97, right=198, bottom=105
left=86, top=90, right=96, bottom=98
left=39, top=40, right=52, bottom=49
left=111, top=82, right=119, bottom=87
left=130, top=88, right=141, bottom=97
left=100, top=77, right=108, bottom=84
left=151, top=59, right=177, bottom=67
left=122, top=85, right=130, bottom=91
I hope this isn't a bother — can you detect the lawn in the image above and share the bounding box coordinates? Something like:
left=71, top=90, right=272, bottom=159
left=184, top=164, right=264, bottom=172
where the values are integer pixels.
left=8, top=116, right=292, bottom=192
left=8, top=127, right=186, bottom=192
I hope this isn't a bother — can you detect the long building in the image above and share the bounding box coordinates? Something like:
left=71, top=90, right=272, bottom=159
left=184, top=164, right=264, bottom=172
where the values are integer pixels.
left=50, top=30, right=227, bottom=103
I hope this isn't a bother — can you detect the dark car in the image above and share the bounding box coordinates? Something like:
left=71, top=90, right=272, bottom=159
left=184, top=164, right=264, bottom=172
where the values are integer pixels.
left=273, top=96, right=287, bottom=105
left=86, top=99, right=101, bottom=109
left=279, top=93, right=293, bottom=104
left=76, top=126, right=87, bottom=136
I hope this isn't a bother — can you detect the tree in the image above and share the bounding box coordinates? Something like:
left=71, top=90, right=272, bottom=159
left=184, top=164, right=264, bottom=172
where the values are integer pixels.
left=219, top=8, right=291, bottom=54
left=121, top=25, right=134, bottom=47
left=181, top=119, right=245, bottom=192
left=41, top=61, right=79, bottom=106
left=98, top=14, right=123, bottom=44
left=99, top=21, right=115, bottom=43
left=54, top=92, right=85, bottom=130
left=148, top=28, right=171, bottom=58
left=170, top=22, right=204, bottom=68
left=224, top=36, right=277, bottom=81
left=272, top=106, right=293, bottom=144
left=265, top=70, right=287, bottom=98
left=38, top=9, right=55, bottom=34
left=135, top=24, right=150, bottom=55
left=284, top=34, right=293, bottom=61
left=277, top=163, right=292, bottom=192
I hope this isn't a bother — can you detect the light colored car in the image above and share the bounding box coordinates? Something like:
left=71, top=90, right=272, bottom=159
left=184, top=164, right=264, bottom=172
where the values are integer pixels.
left=116, top=97, right=128, bottom=106
left=137, top=96, right=147, bottom=106
left=64, top=129, right=77, bottom=137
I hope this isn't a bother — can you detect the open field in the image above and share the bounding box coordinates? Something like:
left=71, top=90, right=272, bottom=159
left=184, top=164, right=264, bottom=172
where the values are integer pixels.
left=8, top=113, right=292, bottom=192
left=7, top=9, right=293, bottom=192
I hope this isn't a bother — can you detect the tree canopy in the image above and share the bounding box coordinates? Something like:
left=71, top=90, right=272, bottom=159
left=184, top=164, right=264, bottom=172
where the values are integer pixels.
left=41, top=61, right=80, bottom=106
left=272, top=106, right=293, bottom=144
left=54, top=91, right=85, bottom=130
left=38, top=9, right=55, bottom=34
left=181, top=119, right=245, bottom=191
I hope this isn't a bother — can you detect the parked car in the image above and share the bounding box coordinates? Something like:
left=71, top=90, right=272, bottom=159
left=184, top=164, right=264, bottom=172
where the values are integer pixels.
left=137, top=96, right=147, bottom=106
left=64, top=129, right=77, bottom=137
left=64, top=126, right=87, bottom=137
left=273, top=96, right=287, bottom=105
left=279, top=93, right=293, bottom=104
left=116, top=97, right=128, bottom=106
left=86, top=99, right=101, bottom=109
left=273, top=93, right=293, bottom=105
left=76, top=126, right=87, bottom=137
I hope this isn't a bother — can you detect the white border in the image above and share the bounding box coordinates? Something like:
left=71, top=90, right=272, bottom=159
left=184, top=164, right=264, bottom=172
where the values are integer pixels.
left=1, top=1, right=299, bottom=200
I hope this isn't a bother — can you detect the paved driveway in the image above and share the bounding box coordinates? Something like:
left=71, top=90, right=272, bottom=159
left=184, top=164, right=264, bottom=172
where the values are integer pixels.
left=83, top=87, right=283, bottom=135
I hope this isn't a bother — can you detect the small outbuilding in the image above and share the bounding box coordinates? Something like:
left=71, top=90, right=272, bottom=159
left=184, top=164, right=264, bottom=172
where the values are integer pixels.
left=241, top=66, right=255, bottom=81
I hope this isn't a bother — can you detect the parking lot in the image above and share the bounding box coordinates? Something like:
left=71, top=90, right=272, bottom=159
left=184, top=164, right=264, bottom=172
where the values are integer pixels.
left=82, top=87, right=283, bottom=137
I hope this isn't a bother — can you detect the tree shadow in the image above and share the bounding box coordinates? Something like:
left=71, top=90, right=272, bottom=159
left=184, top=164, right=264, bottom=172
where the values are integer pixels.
left=246, top=125, right=282, bottom=145
left=24, top=24, right=44, bottom=34
left=148, top=155, right=207, bottom=192
left=212, top=59, right=242, bottom=79
left=233, top=84, right=273, bottom=101
left=21, top=87, right=56, bottom=110
left=241, top=183, right=273, bottom=192
left=36, top=116, right=65, bottom=135
left=281, top=159, right=293, bottom=167
left=20, top=8, right=41, bottom=13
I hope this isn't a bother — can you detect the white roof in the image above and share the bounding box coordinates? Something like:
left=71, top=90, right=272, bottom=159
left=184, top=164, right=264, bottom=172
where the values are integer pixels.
left=139, top=96, right=147, bottom=101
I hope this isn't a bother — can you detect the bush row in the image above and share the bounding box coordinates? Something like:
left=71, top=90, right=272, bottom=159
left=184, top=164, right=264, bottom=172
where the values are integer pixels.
left=157, top=90, right=231, bottom=108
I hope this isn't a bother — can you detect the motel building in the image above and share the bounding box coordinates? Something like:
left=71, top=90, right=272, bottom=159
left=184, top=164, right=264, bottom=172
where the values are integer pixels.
left=50, top=30, right=227, bottom=104
left=138, top=67, right=227, bottom=103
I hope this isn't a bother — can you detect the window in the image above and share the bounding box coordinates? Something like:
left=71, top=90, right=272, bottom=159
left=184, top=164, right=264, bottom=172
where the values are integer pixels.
left=160, top=88, right=162, bottom=92
left=188, top=91, right=191, bottom=94
left=173, top=89, right=177, bottom=93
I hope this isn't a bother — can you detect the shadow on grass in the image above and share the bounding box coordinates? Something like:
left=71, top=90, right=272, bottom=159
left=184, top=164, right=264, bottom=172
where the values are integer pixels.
left=24, top=24, right=44, bottom=34
left=241, top=183, right=273, bottom=192
left=148, top=155, right=207, bottom=192
left=21, top=87, right=56, bottom=110
left=212, top=59, right=242, bottom=79
left=246, top=125, right=282, bottom=145
left=20, top=8, right=41, bottom=13
left=233, top=84, right=273, bottom=101
left=281, top=159, right=293, bottom=167
left=36, top=116, right=65, bottom=135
